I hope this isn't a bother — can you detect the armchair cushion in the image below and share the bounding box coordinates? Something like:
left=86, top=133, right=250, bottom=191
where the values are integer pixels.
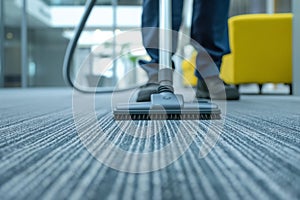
left=220, top=13, right=293, bottom=84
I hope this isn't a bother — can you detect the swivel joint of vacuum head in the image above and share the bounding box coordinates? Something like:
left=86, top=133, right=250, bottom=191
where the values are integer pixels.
left=158, top=68, right=174, bottom=87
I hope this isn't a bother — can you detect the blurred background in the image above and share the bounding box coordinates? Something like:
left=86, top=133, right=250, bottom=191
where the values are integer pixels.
left=0, top=0, right=292, bottom=89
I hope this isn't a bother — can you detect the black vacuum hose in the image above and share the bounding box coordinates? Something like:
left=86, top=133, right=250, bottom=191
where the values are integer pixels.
left=63, top=0, right=146, bottom=93
left=63, top=0, right=97, bottom=91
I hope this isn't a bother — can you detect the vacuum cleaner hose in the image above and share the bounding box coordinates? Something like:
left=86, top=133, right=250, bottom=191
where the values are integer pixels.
left=63, top=0, right=96, bottom=90
left=63, top=0, right=144, bottom=93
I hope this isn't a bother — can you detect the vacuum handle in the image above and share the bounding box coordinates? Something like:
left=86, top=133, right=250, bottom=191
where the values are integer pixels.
left=159, top=0, right=173, bottom=86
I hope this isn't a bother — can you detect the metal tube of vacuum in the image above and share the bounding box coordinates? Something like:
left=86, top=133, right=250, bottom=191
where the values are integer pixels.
left=159, top=0, right=173, bottom=86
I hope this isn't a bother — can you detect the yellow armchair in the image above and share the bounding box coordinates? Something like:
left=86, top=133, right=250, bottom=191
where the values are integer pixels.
left=220, top=13, right=293, bottom=89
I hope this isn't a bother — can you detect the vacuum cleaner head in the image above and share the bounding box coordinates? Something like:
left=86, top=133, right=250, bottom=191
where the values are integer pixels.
left=113, top=92, right=221, bottom=120
left=113, top=0, right=222, bottom=121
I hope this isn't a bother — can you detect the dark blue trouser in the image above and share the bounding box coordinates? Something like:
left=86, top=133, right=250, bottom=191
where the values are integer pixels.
left=140, top=0, right=230, bottom=80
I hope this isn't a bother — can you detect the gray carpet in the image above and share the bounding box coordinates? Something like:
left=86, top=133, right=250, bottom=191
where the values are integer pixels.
left=0, top=88, right=299, bottom=200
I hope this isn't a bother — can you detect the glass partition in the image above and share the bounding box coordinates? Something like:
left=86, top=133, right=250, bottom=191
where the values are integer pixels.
left=69, top=29, right=149, bottom=92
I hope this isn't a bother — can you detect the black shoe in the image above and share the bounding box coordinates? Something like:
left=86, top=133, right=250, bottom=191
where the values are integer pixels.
left=136, top=60, right=175, bottom=102
left=196, top=77, right=240, bottom=100
left=136, top=82, right=160, bottom=102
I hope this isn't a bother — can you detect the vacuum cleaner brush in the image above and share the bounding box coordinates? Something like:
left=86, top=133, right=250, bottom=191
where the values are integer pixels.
left=113, top=91, right=221, bottom=120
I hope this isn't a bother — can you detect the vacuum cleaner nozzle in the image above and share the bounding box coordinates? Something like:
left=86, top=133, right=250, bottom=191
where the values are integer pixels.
left=113, top=92, right=221, bottom=120
left=113, top=0, right=222, bottom=121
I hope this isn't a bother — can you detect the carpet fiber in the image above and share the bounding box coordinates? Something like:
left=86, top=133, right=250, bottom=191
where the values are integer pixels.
left=0, top=89, right=299, bottom=200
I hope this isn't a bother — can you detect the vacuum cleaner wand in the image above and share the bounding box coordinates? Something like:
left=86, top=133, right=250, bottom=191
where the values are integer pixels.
left=113, top=0, right=222, bottom=120
left=159, top=0, right=173, bottom=87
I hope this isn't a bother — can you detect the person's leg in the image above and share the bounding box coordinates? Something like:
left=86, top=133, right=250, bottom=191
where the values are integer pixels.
left=139, top=0, right=184, bottom=82
left=137, top=0, right=184, bottom=102
left=139, top=0, right=159, bottom=82
left=191, top=0, right=239, bottom=100
left=191, top=0, right=230, bottom=79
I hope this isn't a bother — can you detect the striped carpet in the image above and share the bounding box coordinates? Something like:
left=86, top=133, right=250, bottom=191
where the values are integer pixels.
left=0, top=88, right=299, bottom=200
